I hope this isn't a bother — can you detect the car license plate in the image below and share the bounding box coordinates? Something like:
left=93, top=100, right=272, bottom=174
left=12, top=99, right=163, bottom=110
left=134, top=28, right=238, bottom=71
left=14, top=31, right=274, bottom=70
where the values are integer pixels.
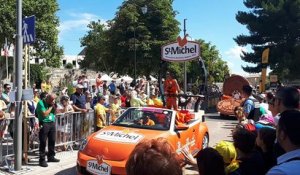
left=86, top=160, right=111, bottom=175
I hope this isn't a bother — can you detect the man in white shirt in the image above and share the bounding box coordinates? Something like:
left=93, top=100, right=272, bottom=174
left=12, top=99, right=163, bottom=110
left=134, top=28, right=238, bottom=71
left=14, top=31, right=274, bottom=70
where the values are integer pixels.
left=267, top=110, right=300, bottom=175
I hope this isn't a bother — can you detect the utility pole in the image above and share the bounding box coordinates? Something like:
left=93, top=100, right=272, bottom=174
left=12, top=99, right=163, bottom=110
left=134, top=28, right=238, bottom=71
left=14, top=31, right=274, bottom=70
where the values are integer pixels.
left=5, top=38, right=9, bottom=80
left=183, top=19, right=187, bottom=94
left=23, top=44, right=29, bottom=163
left=14, top=0, right=23, bottom=170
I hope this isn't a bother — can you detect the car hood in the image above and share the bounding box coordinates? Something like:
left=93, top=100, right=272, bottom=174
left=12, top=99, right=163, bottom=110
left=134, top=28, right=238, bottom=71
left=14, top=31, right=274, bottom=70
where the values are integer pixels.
left=83, top=125, right=168, bottom=161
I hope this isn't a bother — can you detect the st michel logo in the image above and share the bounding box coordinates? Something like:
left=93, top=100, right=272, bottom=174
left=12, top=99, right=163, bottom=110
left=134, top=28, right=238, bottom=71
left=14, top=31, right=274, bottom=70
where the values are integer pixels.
left=161, top=34, right=200, bottom=62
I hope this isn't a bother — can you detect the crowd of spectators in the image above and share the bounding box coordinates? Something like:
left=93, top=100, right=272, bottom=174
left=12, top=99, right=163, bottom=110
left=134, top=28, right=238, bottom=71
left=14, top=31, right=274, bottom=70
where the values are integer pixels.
left=123, top=85, right=300, bottom=175
left=0, top=72, right=299, bottom=173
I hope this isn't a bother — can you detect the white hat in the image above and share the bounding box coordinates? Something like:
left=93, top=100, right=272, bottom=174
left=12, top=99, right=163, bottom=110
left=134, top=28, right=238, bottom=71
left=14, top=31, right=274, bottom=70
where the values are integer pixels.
left=76, top=84, right=84, bottom=89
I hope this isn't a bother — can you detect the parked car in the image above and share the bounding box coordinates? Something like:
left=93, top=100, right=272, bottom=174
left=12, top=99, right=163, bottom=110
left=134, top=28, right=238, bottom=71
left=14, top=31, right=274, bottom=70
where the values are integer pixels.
left=77, top=107, right=209, bottom=175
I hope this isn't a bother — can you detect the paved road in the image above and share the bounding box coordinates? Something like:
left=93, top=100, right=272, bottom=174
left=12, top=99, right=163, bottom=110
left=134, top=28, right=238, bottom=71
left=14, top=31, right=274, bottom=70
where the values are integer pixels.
left=2, top=113, right=237, bottom=175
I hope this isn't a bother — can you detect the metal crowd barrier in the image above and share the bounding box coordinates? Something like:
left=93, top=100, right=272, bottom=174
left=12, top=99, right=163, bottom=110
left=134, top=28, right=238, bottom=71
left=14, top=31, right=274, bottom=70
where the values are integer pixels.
left=55, top=110, right=95, bottom=150
left=0, top=110, right=95, bottom=171
left=0, top=114, right=36, bottom=172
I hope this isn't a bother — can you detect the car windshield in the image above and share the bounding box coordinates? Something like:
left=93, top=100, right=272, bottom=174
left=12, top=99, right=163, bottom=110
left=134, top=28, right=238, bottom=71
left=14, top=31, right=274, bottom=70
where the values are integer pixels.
left=112, top=108, right=173, bottom=131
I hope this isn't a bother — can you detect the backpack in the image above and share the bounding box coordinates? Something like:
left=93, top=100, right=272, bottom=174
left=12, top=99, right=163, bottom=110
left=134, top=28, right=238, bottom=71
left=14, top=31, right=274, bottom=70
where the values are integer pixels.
left=236, top=123, right=256, bottom=132
left=242, top=98, right=261, bottom=122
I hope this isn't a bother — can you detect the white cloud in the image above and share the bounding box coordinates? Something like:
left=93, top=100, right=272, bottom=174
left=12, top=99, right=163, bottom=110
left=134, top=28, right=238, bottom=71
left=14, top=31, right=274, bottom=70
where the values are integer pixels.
left=58, top=13, right=103, bottom=33
left=226, top=61, right=234, bottom=69
left=224, top=46, right=247, bottom=60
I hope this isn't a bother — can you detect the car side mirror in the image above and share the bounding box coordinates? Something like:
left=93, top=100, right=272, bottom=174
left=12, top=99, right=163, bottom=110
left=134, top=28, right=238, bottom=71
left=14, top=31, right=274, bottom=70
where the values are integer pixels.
left=175, top=125, right=189, bottom=131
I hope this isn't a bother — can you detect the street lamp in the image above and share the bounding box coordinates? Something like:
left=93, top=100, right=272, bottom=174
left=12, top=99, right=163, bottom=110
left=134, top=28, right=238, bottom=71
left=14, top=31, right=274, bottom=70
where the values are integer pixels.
left=141, top=5, right=148, bottom=14
left=133, top=5, right=147, bottom=86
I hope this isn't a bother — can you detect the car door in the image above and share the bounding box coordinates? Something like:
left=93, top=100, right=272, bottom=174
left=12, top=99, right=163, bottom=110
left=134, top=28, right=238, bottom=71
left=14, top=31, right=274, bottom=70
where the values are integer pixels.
left=174, top=119, right=200, bottom=156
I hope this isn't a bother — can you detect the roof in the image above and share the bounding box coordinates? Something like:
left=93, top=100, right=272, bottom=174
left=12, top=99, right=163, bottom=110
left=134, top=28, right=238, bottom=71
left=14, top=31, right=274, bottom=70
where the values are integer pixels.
left=78, top=47, right=87, bottom=56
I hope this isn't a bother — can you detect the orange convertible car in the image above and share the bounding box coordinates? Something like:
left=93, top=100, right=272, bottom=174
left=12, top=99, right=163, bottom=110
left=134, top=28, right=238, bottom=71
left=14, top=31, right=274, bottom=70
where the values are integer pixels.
left=77, top=107, right=209, bottom=175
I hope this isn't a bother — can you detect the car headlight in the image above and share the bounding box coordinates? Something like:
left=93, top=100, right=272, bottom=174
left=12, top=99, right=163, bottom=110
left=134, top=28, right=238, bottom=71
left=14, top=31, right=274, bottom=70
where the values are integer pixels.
left=79, top=138, right=88, bottom=151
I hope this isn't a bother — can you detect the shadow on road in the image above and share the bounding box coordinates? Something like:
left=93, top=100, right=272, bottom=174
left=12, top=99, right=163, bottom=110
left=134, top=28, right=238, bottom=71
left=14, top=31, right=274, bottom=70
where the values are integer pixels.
left=205, top=115, right=237, bottom=121
left=55, top=166, right=76, bottom=175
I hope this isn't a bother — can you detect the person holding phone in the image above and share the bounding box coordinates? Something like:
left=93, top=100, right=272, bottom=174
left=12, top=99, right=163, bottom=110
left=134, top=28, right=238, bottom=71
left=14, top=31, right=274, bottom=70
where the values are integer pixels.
left=36, top=93, right=60, bottom=167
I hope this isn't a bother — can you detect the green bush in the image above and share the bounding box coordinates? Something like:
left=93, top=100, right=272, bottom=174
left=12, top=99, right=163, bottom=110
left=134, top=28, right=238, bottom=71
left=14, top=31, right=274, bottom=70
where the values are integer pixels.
left=65, top=63, right=73, bottom=69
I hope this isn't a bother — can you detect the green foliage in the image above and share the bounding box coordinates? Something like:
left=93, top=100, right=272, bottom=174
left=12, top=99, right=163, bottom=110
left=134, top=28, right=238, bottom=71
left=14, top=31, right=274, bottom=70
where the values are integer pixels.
left=235, top=0, right=300, bottom=80
left=0, top=0, right=63, bottom=68
left=65, top=63, right=74, bottom=69
left=81, top=0, right=180, bottom=76
left=80, top=0, right=229, bottom=87
left=168, top=39, right=230, bottom=86
left=80, top=20, right=108, bottom=71
left=30, top=64, right=50, bottom=84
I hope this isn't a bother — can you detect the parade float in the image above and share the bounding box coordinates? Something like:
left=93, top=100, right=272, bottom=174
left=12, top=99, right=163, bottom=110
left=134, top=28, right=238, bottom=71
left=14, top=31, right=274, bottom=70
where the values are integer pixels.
left=217, top=75, right=250, bottom=116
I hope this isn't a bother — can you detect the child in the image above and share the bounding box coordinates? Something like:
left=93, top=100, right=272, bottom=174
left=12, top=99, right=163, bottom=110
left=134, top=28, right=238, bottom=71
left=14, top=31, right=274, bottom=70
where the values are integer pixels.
left=234, top=106, right=247, bottom=124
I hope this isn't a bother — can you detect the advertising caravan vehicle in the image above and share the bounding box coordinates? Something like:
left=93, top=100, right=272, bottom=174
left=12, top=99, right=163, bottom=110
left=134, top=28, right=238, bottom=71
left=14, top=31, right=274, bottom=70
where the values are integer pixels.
left=76, top=35, right=209, bottom=175
left=217, top=75, right=250, bottom=116
left=77, top=107, right=209, bottom=175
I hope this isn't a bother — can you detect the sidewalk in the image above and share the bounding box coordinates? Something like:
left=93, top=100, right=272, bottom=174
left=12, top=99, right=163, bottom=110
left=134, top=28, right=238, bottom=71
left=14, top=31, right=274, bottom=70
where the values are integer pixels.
left=0, top=150, right=78, bottom=175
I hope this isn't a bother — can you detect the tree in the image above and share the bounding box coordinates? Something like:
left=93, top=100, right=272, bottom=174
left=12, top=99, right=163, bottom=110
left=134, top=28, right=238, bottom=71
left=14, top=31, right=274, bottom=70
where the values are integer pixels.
left=65, top=63, right=73, bottom=69
left=235, top=0, right=300, bottom=80
left=0, top=0, right=63, bottom=68
left=30, top=64, right=50, bottom=86
left=80, top=20, right=108, bottom=71
left=168, top=39, right=230, bottom=87
left=87, top=0, right=180, bottom=76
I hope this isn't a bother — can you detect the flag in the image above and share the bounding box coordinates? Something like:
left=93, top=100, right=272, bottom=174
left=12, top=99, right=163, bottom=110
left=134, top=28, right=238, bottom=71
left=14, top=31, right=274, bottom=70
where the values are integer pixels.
left=262, top=48, right=269, bottom=64
left=1, top=48, right=8, bottom=57
left=1, top=40, right=14, bottom=57
left=1, top=38, right=8, bottom=57
left=3, top=42, right=8, bottom=57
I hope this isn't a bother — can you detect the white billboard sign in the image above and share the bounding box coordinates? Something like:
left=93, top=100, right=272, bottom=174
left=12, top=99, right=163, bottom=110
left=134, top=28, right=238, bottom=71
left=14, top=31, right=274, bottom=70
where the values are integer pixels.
left=161, top=41, right=200, bottom=62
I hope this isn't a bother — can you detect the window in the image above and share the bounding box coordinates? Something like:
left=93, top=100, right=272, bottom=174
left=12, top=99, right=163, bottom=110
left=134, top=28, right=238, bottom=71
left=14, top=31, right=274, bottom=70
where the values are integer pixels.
left=63, top=60, right=66, bottom=65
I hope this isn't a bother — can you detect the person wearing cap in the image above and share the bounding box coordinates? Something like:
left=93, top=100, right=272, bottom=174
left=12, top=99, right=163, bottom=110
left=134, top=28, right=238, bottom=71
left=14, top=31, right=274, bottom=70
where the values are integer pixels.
left=164, top=71, right=180, bottom=110
left=56, top=96, right=74, bottom=114
left=95, top=95, right=110, bottom=131
left=33, top=89, right=40, bottom=104
left=215, top=141, right=240, bottom=175
left=70, top=84, right=88, bottom=113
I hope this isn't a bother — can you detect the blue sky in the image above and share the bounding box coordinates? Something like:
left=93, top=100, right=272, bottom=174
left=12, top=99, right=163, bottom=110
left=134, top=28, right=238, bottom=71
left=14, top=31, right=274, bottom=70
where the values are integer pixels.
left=57, top=0, right=250, bottom=75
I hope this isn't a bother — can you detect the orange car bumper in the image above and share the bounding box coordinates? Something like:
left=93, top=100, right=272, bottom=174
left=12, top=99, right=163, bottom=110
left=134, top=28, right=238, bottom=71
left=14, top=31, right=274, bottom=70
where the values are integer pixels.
left=77, top=151, right=127, bottom=175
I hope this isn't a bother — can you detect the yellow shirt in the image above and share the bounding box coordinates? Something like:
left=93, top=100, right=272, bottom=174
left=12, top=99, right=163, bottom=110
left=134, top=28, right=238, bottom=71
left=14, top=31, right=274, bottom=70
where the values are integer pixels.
left=144, top=119, right=155, bottom=126
left=152, top=98, right=163, bottom=107
left=147, top=99, right=154, bottom=106
left=95, top=103, right=108, bottom=128
left=111, top=103, right=120, bottom=113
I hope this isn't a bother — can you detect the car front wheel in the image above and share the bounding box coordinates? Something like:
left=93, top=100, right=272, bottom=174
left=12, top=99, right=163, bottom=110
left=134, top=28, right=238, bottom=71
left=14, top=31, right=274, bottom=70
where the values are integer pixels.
left=202, top=133, right=209, bottom=149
